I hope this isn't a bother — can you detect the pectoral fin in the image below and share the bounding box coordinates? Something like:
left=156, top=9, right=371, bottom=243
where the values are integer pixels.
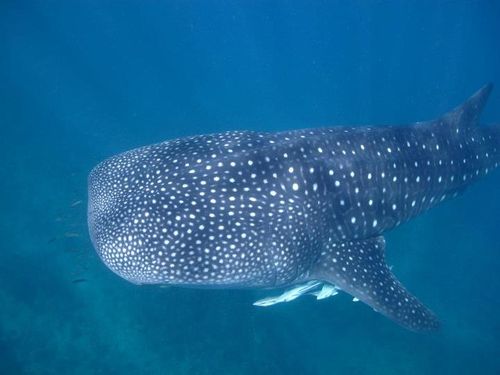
left=311, top=236, right=439, bottom=332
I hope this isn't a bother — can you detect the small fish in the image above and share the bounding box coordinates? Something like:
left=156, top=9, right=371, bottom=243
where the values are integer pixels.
left=70, top=200, right=83, bottom=207
left=64, top=232, right=80, bottom=238
left=71, top=278, right=88, bottom=284
left=253, top=281, right=322, bottom=306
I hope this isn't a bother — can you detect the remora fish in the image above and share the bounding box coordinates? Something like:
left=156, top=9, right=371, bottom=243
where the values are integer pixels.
left=88, top=84, right=499, bottom=331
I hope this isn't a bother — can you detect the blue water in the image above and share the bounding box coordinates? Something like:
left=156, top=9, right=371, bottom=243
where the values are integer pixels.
left=1, top=1, right=500, bottom=374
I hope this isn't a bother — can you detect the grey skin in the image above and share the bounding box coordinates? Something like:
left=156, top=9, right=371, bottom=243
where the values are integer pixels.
left=88, top=84, right=499, bottom=331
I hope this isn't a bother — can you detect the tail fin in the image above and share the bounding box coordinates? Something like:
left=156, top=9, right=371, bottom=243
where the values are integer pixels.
left=442, top=83, right=493, bottom=128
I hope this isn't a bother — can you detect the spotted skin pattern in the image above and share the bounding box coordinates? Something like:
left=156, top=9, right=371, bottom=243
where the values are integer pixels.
left=88, top=84, right=499, bottom=331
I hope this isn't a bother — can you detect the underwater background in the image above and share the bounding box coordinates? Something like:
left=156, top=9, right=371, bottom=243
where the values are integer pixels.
left=1, top=1, right=500, bottom=374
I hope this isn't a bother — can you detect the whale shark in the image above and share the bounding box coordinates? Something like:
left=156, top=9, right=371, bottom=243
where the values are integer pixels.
left=88, top=84, right=499, bottom=331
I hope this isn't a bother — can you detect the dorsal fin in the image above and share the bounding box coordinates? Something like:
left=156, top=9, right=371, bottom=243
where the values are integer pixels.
left=441, top=83, right=493, bottom=128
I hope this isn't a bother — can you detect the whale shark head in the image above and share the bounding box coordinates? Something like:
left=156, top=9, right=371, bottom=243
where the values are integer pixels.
left=88, top=131, right=288, bottom=287
left=88, top=142, right=201, bottom=285
left=87, top=146, right=155, bottom=284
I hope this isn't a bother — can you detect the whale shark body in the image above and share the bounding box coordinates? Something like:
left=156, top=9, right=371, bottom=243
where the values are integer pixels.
left=88, top=85, right=499, bottom=331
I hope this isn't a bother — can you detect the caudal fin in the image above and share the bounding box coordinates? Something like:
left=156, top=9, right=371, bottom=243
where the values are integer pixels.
left=442, top=83, right=493, bottom=128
